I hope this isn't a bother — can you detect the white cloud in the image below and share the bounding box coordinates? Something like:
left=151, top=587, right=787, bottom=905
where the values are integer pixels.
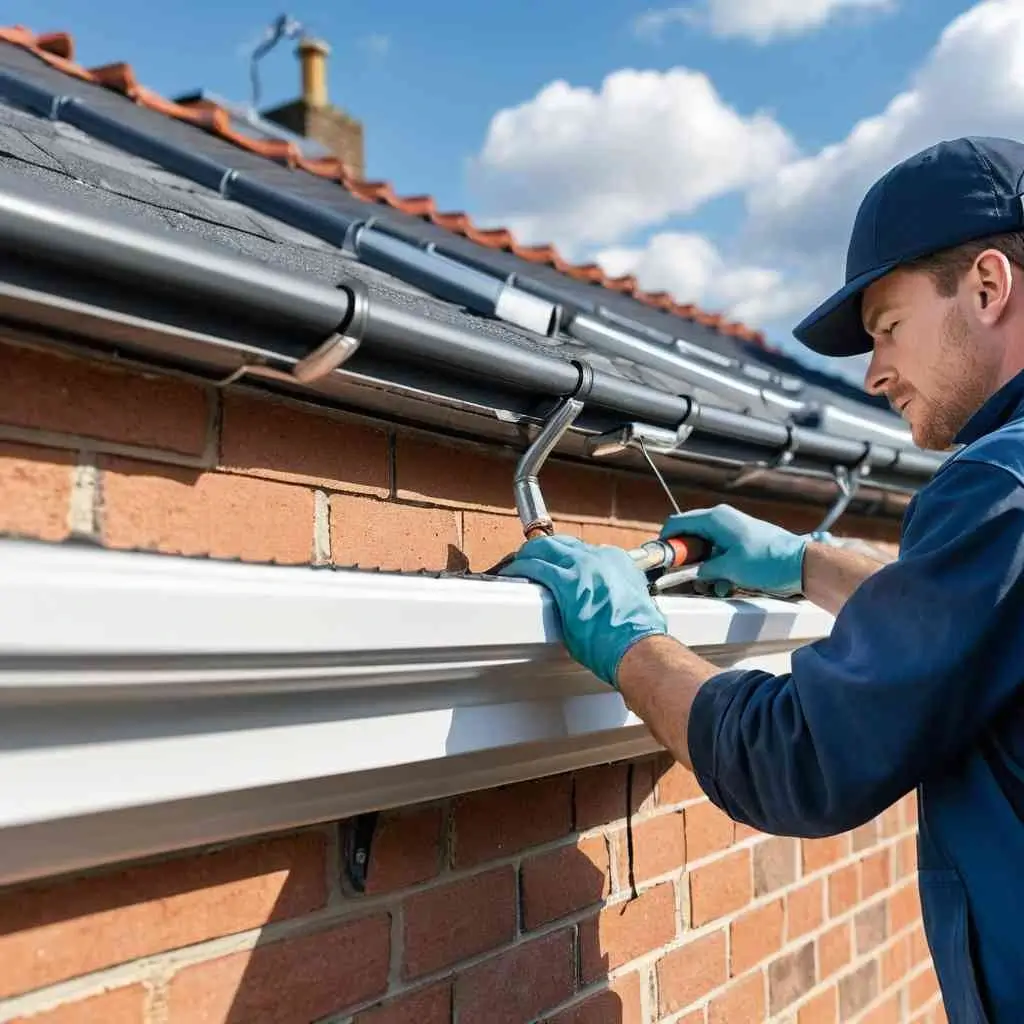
left=469, top=68, right=794, bottom=251
left=469, top=0, right=1024, bottom=368
left=746, top=0, right=1024, bottom=275
left=595, top=232, right=820, bottom=327
left=359, top=34, right=391, bottom=57
left=686, top=0, right=894, bottom=44
left=632, top=7, right=694, bottom=41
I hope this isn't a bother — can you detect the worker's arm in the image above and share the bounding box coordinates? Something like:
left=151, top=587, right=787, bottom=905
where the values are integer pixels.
left=801, top=540, right=889, bottom=616
left=501, top=458, right=1024, bottom=837
left=678, top=458, right=1024, bottom=836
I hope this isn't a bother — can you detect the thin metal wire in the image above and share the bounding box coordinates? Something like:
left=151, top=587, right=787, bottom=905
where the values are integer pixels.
left=637, top=436, right=682, bottom=515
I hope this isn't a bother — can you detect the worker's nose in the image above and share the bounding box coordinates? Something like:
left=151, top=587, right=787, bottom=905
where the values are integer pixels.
left=863, top=349, right=892, bottom=397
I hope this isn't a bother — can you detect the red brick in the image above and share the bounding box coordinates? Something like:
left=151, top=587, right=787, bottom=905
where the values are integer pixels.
left=852, top=820, right=879, bottom=852
left=452, top=776, right=573, bottom=869
left=855, top=902, right=888, bottom=954
left=614, top=477, right=693, bottom=527
left=0, top=443, right=72, bottom=541
left=0, top=341, right=209, bottom=455
left=457, top=928, right=575, bottom=1024
left=839, top=960, right=879, bottom=1019
left=403, top=866, right=515, bottom=978
left=685, top=801, right=734, bottom=862
left=828, top=863, right=860, bottom=916
left=910, top=924, right=930, bottom=964
left=798, top=989, right=838, bottom=1024
left=221, top=393, right=389, bottom=494
left=102, top=459, right=314, bottom=563
left=882, top=934, right=912, bottom=988
left=895, top=835, right=918, bottom=879
left=889, top=881, right=922, bottom=934
left=861, top=850, right=892, bottom=898
left=735, top=821, right=761, bottom=840
left=803, top=836, right=848, bottom=874
left=689, top=849, right=752, bottom=926
left=579, top=882, right=676, bottom=981
left=0, top=832, right=326, bottom=997
left=168, top=915, right=390, bottom=1022
left=330, top=493, right=460, bottom=571
left=546, top=973, right=642, bottom=1024
left=462, top=511, right=529, bottom=572
left=819, top=921, right=852, bottom=979
left=362, top=807, right=443, bottom=894
left=730, top=897, right=784, bottom=976
left=11, top=986, right=146, bottom=1024
left=355, top=982, right=451, bottom=1024
left=768, top=941, right=816, bottom=1014
left=580, top=522, right=655, bottom=550
left=709, top=969, right=765, bottom=1024
left=754, top=836, right=797, bottom=896
left=575, top=763, right=629, bottom=830
left=616, top=811, right=685, bottom=886
left=460, top=514, right=580, bottom=571
left=657, top=929, right=727, bottom=1015
left=630, top=758, right=657, bottom=815
left=879, top=805, right=902, bottom=838
left=656, top=755, right=704, bottom=805
left=862, top=995, right=902, bottom=1024
left=909, top=967, right=940, bottom=1010
left=901, top=793, right=919, bottom=828
left=522, top=835, right=610, bottom=929
left=396, top=435, right=613, bottom=517
left=788, top=879, right=825, bottom=940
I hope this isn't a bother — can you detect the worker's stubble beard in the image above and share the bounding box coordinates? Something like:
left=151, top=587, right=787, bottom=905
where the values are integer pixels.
left=911, top=305, right=998, bottom=451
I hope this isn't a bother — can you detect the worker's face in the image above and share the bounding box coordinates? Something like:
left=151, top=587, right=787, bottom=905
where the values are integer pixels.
left=862, top=265, right=1005, bottom=450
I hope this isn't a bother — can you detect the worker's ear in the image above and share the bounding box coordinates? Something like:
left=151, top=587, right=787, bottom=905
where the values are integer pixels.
left=971, top=249, right=1014, bottom=326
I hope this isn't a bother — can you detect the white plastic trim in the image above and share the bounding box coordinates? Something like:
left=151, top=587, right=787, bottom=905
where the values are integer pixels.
left=0, top=538, right=833, bottom=885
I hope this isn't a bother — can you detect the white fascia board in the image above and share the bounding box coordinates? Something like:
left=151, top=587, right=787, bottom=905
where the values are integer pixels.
left=0, top=538, right=833, bottom=885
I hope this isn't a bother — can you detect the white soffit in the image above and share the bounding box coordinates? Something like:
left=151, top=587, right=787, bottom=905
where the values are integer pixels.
left=0, top=539, right=833, bottom=885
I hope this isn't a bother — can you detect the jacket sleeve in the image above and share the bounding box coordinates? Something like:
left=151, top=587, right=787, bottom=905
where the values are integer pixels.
left=687, top=457, right=1024, bottom=837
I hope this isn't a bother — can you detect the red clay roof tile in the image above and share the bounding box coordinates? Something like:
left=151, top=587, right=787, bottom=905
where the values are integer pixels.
left=1, top=24, right=769, bottom=346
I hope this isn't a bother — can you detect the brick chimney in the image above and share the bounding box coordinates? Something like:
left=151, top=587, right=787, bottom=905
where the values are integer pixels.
left=262, top=35, right=365, bottom=178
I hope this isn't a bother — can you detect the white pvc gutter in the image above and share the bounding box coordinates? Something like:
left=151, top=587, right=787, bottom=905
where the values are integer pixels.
left=0, top=538, right=833, bottom=885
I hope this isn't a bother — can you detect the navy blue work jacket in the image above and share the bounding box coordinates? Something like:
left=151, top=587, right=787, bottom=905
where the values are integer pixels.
left=689, top=370, right=1024, bottom=1022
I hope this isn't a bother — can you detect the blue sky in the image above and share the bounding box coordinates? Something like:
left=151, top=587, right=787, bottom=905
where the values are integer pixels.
left=21, top=2, right=1019, bottom=376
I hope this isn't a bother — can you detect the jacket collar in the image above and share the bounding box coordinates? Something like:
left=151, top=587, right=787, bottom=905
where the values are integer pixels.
left=954, top=368, right=1024, bottom=446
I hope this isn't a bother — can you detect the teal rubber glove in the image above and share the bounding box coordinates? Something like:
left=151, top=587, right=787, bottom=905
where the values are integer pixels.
left=660, top=504, right=808, bottom=597
left=498, top=534, right=667, bottom=687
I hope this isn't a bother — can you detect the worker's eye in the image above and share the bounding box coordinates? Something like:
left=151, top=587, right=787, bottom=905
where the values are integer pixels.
left=886, top=321, right=901, bottom=336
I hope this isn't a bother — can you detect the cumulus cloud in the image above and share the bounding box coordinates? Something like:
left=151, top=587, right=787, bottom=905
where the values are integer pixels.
left=745, top=0, right=1024, bottom=275
left=683, top=0, right=894, bottom=44
left=469, top=68, right=794, bottom=250
left=470, top=0, right=1024, bottom=365
left=595, top=232, right=820, bottom=326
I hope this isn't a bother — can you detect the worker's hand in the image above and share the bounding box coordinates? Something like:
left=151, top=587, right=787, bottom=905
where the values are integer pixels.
left=498, top=534, right=667, bottom=688
left=660, top=505, right=807, bottom=596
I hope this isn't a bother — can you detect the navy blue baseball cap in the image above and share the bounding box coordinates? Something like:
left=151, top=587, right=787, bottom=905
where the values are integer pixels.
left=793, top=136, right=1024, bottom=357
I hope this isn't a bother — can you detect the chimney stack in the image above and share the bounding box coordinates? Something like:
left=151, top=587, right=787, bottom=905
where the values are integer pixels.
left=262, top=35, right=365, bottom=178
left=298, top=36, right=330, bottom=108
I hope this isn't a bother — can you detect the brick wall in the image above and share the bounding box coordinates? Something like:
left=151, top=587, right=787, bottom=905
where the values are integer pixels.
left=0, top=760, right=941, bottom=1023
left=0, top=334, right=935, bottom=1023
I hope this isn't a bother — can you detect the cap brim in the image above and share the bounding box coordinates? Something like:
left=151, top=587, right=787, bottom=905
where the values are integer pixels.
left=793, top=261, right=897, bottom=358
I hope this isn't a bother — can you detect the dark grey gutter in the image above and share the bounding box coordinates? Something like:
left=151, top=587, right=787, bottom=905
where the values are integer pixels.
left=0, top=162, right=947, bottom=492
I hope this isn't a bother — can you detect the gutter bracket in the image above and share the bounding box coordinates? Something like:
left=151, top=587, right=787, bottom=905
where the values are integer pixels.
left=216, top=282, right=369, bottom=388
left=342, top=811, right=379, bottom=895
left=724, top=427, right=799, bottom=491
left=813, top=446, right=874, bottom=537
left=514, top=360, right=595, bottom=540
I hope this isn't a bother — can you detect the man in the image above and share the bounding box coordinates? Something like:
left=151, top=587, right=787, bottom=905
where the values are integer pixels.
left=501, top=137, right=1024, bottom=1022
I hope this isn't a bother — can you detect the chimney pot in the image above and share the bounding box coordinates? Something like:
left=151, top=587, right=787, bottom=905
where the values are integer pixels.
left=298, top=36, right=331, bottom=108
